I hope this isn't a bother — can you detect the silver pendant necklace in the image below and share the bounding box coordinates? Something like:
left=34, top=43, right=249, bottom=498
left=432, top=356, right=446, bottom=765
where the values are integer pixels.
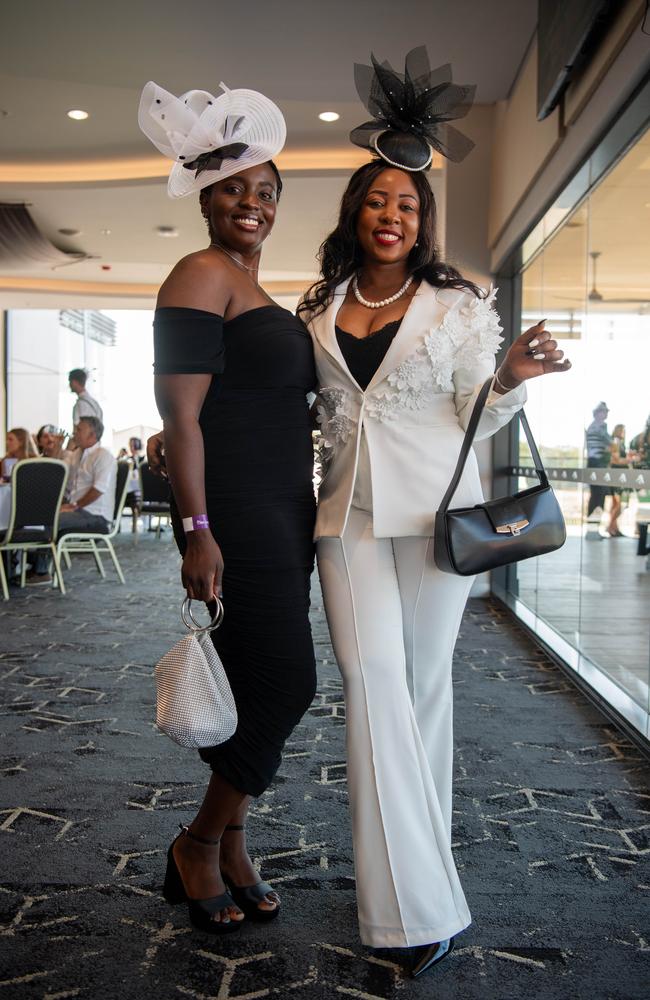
left=352, top=272, right=414, bottom=309
left=210, top=242, right=259, bottom=274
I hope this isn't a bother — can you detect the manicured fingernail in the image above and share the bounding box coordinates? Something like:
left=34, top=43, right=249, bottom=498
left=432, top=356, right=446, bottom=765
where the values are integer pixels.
left=528, top=338, right=539, bottom=347
left=554, top=358, right=570, bottom=365
left=533, top=353, right=546, bottom=360
left=538, top=318, right=547, bottom=325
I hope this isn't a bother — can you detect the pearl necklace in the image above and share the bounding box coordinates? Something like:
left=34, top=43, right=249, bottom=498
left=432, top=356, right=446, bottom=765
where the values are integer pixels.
left=352, top=273, right=413, bottom=310
left=210, top=242, right=259, bottom=274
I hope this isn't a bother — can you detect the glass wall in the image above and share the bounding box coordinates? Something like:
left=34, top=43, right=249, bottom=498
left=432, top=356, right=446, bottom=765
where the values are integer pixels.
left=5, top=308, right=161, bottom=454
left=494, top=96, right=650, bottom=741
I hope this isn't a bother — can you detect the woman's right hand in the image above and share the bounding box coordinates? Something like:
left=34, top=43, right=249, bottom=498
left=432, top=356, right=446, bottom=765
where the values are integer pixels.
left=147, top=431, right=167, bottom=477
left=181, top=532, right=224, bottom=602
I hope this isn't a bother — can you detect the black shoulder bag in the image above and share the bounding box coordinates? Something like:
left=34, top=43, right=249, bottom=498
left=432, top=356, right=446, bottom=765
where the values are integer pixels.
left=434, top=377, right=566, bottom=576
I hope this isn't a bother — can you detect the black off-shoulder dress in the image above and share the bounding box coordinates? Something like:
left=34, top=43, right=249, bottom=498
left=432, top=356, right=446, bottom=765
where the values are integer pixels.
left=153, top=305, right=317, bottom=796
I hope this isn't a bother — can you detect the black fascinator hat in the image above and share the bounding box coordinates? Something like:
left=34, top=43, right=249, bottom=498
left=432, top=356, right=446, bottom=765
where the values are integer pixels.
left=350, top=46, right=476, bottom=171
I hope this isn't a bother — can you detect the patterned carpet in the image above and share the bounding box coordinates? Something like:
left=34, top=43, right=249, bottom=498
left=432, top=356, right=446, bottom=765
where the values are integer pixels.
left=0, top=530, right=648, bottom=1000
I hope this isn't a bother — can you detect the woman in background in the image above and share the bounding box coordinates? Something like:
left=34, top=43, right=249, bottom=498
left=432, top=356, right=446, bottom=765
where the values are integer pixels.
left=608, top=422, right=630, bottom=536
left=2, top=428, right=38, bottom=471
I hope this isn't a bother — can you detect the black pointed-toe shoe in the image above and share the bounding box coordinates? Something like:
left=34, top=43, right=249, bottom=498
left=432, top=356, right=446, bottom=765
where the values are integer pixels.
left=411, top=936, right=455, bottom=978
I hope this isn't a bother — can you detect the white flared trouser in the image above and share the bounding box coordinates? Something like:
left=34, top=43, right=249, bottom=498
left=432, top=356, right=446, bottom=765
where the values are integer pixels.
left=317, top=506, right=473, bottom=948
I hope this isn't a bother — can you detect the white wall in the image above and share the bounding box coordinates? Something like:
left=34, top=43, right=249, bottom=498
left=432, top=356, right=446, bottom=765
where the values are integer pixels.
left=7, top=310, right=111, bottom=441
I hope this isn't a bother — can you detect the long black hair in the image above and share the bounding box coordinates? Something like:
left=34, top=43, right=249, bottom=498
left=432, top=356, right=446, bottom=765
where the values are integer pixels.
left=298, top=160, right=484, bottom=317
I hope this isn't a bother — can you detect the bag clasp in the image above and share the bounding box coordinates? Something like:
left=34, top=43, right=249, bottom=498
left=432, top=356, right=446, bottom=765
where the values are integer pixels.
left=495, top=519, right=529, bottom=536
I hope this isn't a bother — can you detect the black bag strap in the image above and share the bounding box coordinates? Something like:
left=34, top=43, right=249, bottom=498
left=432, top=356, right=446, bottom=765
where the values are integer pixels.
left=439, top=375, right=549, bottom=513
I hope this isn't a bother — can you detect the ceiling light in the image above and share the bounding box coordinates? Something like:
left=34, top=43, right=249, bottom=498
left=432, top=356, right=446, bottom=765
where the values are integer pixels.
left=58, top=227, right=81, bottom=236
left=156, top=225, right=179, bottom=238
left=67, top=109, right=89, bottom=120
left=100, top=228, right=111, bottom=235
left=318, top=111, right=340, bottom=123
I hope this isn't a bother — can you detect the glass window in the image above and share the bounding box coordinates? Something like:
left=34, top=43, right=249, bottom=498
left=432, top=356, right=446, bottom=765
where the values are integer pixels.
left=500, top=123, right=650, bottom=739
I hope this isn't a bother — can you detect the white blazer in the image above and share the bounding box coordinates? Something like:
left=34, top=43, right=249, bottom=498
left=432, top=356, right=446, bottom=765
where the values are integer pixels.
left=304, top=278, right=527, bottom=540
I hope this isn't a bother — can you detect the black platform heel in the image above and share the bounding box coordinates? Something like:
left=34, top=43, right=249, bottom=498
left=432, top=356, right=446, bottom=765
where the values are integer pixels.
left=163, top=825, right=244, bottom=934
left=220, top=824, right=280, bottom=922
left=411, top=936, right=455, bottom=977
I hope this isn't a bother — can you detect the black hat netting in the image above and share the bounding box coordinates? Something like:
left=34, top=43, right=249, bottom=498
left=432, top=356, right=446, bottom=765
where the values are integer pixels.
left=350, top=46, right=476, bottom=170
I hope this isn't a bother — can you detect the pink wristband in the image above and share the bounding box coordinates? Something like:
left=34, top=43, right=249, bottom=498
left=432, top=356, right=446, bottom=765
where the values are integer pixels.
left=182, top=514, right=210, bottom=533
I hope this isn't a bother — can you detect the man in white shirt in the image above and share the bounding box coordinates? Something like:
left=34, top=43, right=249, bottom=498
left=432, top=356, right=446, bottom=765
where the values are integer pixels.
left=59, top=416, right=116, bottom=533
left=68, top=368, right=103, bottom=429
left=28, top=416, right=116, bottom=584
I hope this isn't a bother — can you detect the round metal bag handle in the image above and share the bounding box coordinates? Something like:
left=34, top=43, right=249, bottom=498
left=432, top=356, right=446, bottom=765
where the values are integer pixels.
left=181, top=596, right=224, bottom=633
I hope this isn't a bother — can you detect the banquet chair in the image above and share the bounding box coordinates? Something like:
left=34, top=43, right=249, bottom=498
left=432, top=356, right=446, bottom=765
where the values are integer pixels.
left=56, top=462, right=130, bottom=584
left=139, top=461, right=171, bottom=538
left=0, top=458, right=68, bottom=600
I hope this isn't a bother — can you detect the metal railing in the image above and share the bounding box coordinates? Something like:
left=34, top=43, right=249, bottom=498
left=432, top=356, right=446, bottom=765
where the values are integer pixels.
left=507, top=466, right=650, bottom=489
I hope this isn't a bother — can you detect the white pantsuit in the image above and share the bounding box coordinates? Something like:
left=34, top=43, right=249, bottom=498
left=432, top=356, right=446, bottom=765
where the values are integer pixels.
left=304, top=280, right=526, bottom=948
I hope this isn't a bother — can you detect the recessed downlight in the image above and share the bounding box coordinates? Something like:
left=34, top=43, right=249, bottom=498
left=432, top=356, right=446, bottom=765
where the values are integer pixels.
left=67, top=109, right=89, bottom=120
left=156, top=225, right=179, bottom=238
left=318, top=111, right=340, bottom=122
left=100, top=228, right=111, bottom=236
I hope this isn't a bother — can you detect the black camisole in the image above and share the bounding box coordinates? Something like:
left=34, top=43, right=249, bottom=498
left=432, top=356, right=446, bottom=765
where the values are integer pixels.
left=335, top=320, right=401, bottom=390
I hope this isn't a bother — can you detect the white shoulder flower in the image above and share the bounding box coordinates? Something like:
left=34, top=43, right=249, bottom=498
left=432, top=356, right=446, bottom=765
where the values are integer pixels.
left=453, top=286, right=504, bottom=369
left=316, top=386, right=353, bottom=448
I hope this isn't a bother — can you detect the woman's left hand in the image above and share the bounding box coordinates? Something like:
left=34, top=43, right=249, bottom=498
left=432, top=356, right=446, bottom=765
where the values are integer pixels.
left=498, top=320, right=571, bottom=389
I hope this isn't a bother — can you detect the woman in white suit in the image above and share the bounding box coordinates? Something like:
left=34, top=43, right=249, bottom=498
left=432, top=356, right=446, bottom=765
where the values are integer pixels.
left=299, top=50, right=571, bottom=978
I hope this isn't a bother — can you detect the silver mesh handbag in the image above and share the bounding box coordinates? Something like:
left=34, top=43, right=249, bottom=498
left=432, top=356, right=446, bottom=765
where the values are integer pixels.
left=154, top=597, right=237, bottom=749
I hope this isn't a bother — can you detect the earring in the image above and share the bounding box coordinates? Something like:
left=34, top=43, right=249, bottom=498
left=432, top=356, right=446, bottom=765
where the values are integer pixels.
left=414, top=240, right=420, bottom=247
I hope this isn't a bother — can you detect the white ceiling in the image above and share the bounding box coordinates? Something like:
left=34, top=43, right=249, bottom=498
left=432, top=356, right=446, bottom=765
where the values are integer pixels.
left=0, top=0, right=538, bottom=302
left=0, top=0, right=536, bottom=139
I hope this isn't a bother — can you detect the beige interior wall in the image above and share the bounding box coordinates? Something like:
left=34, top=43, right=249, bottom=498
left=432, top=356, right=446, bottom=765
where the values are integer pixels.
left=444, top=104, right=497, bottom=288
left=488, top=41, right=562, bottom=251
left=488, top=2, right=650, bottom=270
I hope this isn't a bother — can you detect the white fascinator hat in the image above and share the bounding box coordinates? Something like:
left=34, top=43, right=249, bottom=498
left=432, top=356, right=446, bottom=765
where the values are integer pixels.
left=138, top=81, right=287, bottom=198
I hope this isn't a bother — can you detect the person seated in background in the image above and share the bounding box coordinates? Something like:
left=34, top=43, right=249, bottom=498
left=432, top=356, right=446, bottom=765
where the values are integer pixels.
left=1, top=427, right=38, bottom=479
left=28, top=416, right=116, bottom=584
left=128, top=437, right=144, bottom=463
left=123, top=436, right=144, bottom=531
left=60, top=417, right=116, bottom=534
left=35, top=424, right=67, bottom=458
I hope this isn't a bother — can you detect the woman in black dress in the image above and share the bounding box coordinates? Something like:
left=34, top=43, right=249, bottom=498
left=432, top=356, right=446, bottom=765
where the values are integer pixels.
left=140, top=82, right=317, bottom=933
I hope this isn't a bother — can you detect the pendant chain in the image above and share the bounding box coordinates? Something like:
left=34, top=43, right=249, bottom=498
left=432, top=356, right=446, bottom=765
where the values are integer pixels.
left=210, top=242, right=259, bottom=274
